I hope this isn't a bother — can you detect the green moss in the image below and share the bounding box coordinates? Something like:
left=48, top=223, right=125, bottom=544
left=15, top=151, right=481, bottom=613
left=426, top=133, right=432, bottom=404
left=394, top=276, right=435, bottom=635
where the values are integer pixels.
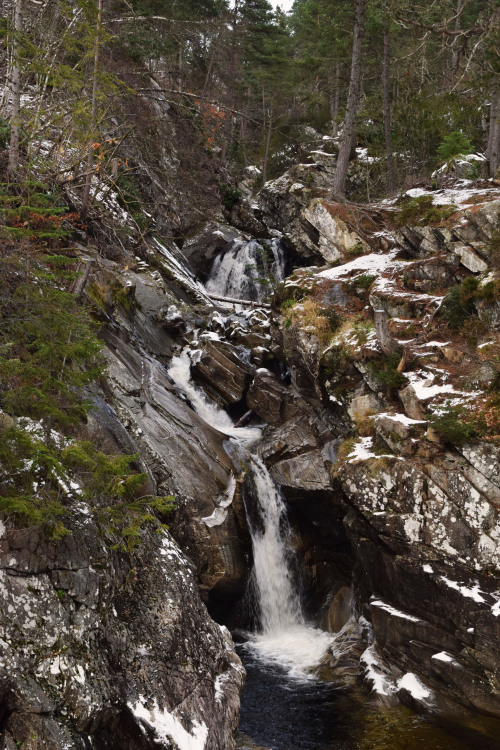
left=355, top=273, right=377, bottom=290
left=429, top=404, right=476, bottom=446
left=395, top=194, right=456, bottom=228
left=370, top=352, right=406, bottom=391
left=111, top=281, right=135, bottom=313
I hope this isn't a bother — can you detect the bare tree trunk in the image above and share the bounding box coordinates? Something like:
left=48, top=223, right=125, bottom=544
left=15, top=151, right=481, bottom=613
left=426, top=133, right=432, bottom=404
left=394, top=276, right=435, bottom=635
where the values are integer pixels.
left=487, top=83, right=500, bottom=177
left=382, top=31, right=396, bottom=195
left=451, top=0, right=463, bottom=84
left=262, top=106, right=272, bottom=185
left=81, top=0, right=103, bottom=220
left=333, top=0, right=366, bottom=197
left=373, top=308, right=400, bottom=356
left=7, top=0, right=23, bottom=176
left=330, top=63, right=340, bottom=137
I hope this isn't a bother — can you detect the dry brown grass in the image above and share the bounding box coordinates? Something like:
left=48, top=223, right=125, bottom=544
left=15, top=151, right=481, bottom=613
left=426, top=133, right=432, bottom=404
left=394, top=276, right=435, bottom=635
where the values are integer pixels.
left=286, top=298, right=334, bottom=347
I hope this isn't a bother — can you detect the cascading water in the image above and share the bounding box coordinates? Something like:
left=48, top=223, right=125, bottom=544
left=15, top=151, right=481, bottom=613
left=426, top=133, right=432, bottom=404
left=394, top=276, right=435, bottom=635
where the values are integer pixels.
left=206, top=237, right=286, bottom=302
left=168, top=348, right=261, bottom=443
left=165, top=317, right=498, bottom=750
left=244, top=456, right=333, bottom=678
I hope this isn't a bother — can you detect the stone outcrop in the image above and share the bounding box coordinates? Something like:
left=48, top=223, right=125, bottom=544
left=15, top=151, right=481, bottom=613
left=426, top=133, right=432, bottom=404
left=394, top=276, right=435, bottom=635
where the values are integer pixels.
left=248, top=180, right=500, bottom=718
left=190, top=336, right=254, bottom=406
left=0, top=519, right=244, bottom=749
left=0, top=233, right=256, bottom=748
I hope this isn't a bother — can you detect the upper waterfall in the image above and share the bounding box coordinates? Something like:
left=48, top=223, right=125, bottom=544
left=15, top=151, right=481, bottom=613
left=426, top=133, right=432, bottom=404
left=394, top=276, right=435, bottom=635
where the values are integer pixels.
left=206, top=238, right=286, bottom=302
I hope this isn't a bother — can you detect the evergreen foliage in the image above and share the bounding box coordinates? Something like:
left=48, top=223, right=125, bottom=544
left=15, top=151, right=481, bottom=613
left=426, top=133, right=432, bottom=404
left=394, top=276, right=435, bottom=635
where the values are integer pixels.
left=2, top=0, right=498, bottom=192
left=0, top=181, right=174, bottom=545
left=437, top=130, right=474, bottom=160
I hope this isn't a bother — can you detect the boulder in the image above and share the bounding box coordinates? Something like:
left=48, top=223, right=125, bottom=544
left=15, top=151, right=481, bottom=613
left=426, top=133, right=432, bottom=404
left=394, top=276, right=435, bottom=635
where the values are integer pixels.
left=190, top=337, right=254, bottom=405
left=246, top=369, right=288, bottom=425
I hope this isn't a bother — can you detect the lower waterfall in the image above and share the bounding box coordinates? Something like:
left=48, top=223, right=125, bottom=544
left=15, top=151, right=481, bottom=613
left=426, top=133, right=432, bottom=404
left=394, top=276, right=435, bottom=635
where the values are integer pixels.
left=244, top=457, right=333, bottom=678
left=168, top=343, right=332, bottom=677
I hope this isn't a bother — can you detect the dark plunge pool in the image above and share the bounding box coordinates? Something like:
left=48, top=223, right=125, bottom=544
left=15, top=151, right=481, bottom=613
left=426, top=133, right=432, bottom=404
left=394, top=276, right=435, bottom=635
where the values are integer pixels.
left=235, top=641, right=500, bottom=750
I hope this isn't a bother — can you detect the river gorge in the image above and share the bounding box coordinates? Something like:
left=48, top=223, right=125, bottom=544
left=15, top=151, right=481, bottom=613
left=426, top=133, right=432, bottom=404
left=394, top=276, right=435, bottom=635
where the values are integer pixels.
left=2, top=145, right=500, bottom=749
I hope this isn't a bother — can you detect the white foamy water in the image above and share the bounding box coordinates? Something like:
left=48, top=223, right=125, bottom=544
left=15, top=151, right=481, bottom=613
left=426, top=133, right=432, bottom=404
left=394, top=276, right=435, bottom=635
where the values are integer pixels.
left=245, top=457, right=333, bottom=678
left=206, top=238, right=286, bottom=302
left=168, top=349, right=261, bottom=443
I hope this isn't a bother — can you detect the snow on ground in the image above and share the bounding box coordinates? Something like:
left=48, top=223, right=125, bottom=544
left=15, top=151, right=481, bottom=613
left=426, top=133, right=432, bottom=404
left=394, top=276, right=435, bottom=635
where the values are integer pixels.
left=318, top=250, right=404, bottom=281
left=385, top=179, right=500, bottom=208
left=397, top=673, right=433, bottom=702
left=439, top=577, right=487, bottom=604
left=376, top=412, right=427, bottom=427
left=128, top=697, right=208, bottom=750
left=406, top=370, right=473, bottom=402
left=347, top=437, right=401, bottom=463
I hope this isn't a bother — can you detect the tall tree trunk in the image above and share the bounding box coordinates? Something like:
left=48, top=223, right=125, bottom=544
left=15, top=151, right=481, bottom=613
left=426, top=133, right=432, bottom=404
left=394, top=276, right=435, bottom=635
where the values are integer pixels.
left=382, top=31, right=396, bottom=195
left=488, top=84, right=500, bottom=177
left=330, top=62, right=340, bottom=137
left=7, top=0, right=23, bottom=176
left=81, top=0, right=103, bottom=220
left=262, top=106, right=272, bottom=185
left=451, top=0, right=463, bottom=84
left=333, top=0, right=366, bottom=197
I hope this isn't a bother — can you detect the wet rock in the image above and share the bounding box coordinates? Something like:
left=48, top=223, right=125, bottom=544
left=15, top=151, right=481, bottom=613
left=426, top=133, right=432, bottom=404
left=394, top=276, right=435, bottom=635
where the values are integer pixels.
left=190, top=337, right=254, bottom=405
left=246, top=369, right=288, bottom=426
left=324, top=586, right=353, bottom=633
left=102, top=336, right=250, bottom=599
left=158, top=303, right=185, bottom=332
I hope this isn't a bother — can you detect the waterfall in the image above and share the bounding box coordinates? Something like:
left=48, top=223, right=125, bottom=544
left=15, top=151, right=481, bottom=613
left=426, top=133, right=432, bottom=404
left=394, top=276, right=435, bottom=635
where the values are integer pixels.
left=206, top=238, right=286, bottom=302
left=248, top=457, right=304, bottom=633
left=168, top=348, right=261, bottom=443
left=168, top=344, right=332, bottom=679
left=245, top=457, right=333, bottom=678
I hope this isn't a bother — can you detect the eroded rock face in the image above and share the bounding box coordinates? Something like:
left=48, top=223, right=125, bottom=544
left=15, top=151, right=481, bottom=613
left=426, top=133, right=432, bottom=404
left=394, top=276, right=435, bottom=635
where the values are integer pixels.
left=248, top=178, right=500, bottom=718
left=0, top=521, right=244, bottom=749
left=190, top=337, right=253, bottom=406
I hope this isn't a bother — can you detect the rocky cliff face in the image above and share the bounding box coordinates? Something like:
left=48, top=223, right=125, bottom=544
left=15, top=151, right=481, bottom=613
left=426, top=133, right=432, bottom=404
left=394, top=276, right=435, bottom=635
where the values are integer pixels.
left=252, top=163, right=500, bottom=717
left=0, top=508, right=244, bottom=749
